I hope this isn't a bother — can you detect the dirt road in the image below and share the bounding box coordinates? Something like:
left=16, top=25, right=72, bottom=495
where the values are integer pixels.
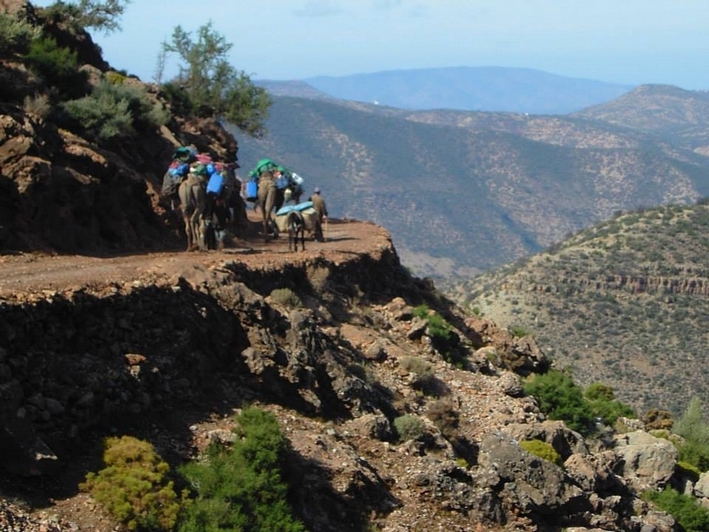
left=0, top=218, right=390, bottom=298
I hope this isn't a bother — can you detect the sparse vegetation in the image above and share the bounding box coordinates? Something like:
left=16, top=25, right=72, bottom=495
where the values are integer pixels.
left=399, top=355, right=432, bottom=376
left=426, top=399, right=459, bottom=438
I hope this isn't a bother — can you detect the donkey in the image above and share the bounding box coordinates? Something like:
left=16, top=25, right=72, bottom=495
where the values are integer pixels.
left=287, top=210, right=305, bottom=252
left=178, top=174, right=207, bottom=251
left=257, top=174, right=279, bottom=242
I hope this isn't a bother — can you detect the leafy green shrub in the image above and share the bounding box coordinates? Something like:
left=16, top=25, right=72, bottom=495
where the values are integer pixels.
left=105, top=70, right=127, bottom=85
left=519, top=439, right=563, bottom=467
left=81, top=436, right=185, bottom=531
left=270, top=287, right=302, bottom=308
left=523, top=369, right=594, bottom=436
left=584, top=382, right=635, bottom=426
left=393, top=414, right=426, bottom=442
left=62, top=80, right=170, bottom=141
left=678, top=440, right=709, bottom=472
left=0, top=12, right=40, bottom=55
left=413, top=304, right=451, bottom=341
left=178, top=406, right=304, bottom=532
left=23, top=36, right=88, bottom=99
left=412, top=304, right=469, bottom=367
left=159, top=81, right=195, bottom=116
left=643, top=487, right=709, bottom=532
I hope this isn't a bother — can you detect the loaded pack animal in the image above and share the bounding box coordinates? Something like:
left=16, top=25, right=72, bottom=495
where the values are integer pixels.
left=250, top=159, right=306, bottom=242
left=178, top=168, right=208, bottom=251
left=286, top=210, right=306, bottom=252
left=257, top=168, right=279, bottom=242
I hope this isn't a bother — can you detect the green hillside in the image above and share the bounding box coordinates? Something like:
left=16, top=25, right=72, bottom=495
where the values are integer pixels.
left=234, top=94, right=709, bottom=279
left=448, top=201, right=709, bottom=417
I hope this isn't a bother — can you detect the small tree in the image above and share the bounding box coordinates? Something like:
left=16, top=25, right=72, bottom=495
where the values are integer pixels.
left=42, top=0, right=131, bottom=35
left=674, top=397, right=709, bottom=471
left=178, top=407, right=304, bottom=532
left=523, top=369, right=594, bottom=436
left=160, top=21, right=271, bottom=137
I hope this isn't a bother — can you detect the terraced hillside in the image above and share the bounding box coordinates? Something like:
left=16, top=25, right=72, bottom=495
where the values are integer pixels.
left=449, top=201, right=709, bottom=416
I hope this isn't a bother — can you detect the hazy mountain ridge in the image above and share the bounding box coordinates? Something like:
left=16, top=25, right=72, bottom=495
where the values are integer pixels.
left=235, top=88, right=709, bottom=279
left=287, top=66, right=636, bottom=115
left=573, top=84, right=709, bottom=155
left=447, top=201, right=709, bottom=416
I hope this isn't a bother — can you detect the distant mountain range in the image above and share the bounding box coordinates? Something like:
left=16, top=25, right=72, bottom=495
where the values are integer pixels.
left=259, top=66, right=635, bottom=115
left=234, top=77, right=709, bottom=279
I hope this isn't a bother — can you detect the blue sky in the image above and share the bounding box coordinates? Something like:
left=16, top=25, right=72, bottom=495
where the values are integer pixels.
left=32, top=0, right=709, bottom=90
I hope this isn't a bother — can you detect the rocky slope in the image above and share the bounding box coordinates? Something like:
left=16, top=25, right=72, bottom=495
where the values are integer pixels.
left=0, top=228, right=694, bottom=532
left=0, top=2, right=704, bottom=531
left=450, top=202, right=709, bottom=418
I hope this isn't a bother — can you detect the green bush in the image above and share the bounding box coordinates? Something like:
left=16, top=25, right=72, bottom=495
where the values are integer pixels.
left=81, top=436, right=185, bottom=531
left=584, top=382, right=635, bottom=427
left=643, top=487, right=709, bottom=532
left=393, top=414, right=426, bottom=442
left=523, top=369, right=594, bottom=436
left=23, top=36, right=88, bottom=99
left=519, top=439, right=563, bottom=467
left=270, top=287, right=302, bottom=308
left=62, top=80, right=170, bottom=141
left=413, top=304, right=451, bottom=341
left=0, top=12, right=40, bottom=55
left=412, top=304, right=468, bottom=367
left=178, top=406, right=304, bottom=532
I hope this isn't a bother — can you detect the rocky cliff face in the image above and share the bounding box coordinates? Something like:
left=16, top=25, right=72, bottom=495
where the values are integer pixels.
left=0, top=236, right=693, bottom=532
left=0, top=0, right=238, bottom=254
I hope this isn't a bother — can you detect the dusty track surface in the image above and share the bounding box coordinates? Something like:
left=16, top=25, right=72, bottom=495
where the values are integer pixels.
left=0, top=216, right=391, bottom=299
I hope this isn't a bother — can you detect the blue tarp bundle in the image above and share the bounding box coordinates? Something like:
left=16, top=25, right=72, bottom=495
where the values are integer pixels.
left=276, top=201, right=314, bottom=216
